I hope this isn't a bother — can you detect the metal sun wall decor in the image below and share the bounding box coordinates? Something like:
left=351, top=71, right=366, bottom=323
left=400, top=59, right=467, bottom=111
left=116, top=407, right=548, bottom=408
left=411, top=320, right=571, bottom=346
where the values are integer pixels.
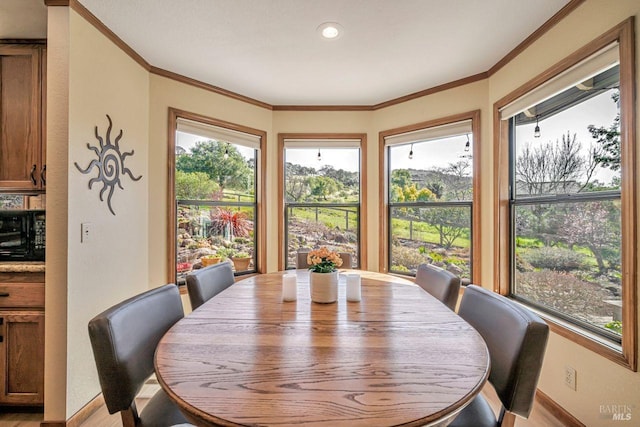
left=74, top=114, right=142, bottom=215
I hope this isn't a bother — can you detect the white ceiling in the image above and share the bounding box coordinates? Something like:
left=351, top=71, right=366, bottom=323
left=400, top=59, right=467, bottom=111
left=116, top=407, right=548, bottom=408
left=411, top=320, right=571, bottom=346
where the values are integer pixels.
left=5, top=0, right=571, bottom=106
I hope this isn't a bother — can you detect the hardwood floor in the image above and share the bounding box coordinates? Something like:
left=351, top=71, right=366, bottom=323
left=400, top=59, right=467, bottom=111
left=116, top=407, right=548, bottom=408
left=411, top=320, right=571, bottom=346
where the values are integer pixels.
left=0, top=412, right=43, bottom=427
left=0, top=383, right=157, bottom=427
left=0, top=383, right=569, bottom=427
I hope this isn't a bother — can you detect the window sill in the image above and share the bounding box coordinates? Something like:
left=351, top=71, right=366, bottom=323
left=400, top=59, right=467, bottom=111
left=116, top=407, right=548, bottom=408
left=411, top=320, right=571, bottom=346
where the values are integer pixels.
left=511, top=299, right=634, bottom=371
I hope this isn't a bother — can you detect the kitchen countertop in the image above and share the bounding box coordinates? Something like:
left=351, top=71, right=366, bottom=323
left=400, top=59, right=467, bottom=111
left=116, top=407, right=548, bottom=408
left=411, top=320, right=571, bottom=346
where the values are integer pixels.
left=0, top=261, right=45, bottom=273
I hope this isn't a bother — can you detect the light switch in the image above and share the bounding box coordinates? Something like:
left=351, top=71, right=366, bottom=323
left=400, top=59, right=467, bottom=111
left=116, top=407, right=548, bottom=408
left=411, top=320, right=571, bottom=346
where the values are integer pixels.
left=81, top=222, right=92, bottom=243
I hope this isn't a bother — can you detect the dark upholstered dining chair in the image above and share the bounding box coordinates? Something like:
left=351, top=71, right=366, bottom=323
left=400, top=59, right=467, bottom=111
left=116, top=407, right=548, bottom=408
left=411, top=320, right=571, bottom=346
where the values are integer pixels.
left=415, top=263, right=461, bottom=311
left=338, top=252, right=352, bottom=269
left=88, top=284, right=190, bottom=427
left=186, top=261, right=235, bottom=310
left=449, top=285, right=549, bottom=427
left=296, top=248, right=311, bottom=269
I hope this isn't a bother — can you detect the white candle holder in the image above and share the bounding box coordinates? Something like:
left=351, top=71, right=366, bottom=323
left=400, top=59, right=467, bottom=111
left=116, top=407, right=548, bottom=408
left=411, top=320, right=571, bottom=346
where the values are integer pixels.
left=282, top=274, right=297, bottom=301
left=346, top=274, right=361, bottom=302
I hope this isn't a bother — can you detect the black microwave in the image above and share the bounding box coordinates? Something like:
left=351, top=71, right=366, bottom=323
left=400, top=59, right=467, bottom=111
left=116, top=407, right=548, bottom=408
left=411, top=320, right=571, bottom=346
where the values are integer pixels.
left=0, top=210, right=45, bottom=261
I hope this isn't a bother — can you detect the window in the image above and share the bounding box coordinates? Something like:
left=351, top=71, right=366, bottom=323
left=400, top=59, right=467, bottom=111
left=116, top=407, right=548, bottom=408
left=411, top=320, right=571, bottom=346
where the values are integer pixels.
left=168, top=110, right=265, bottom=284
left=381, top=114, right=480, bottom=282
left=496, top=20, right=636, bottom=369
left=278, top=135, right=366, bottom=270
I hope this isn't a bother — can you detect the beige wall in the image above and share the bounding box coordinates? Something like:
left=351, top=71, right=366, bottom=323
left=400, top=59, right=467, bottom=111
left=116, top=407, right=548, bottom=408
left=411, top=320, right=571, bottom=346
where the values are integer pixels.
left=45, top=0, right=639, bottom=424
left=46, top=7, right=150, bottom=419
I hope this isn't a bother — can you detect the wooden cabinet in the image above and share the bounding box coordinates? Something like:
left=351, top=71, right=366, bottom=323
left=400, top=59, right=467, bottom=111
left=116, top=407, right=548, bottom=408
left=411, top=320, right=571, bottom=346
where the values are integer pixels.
left=0, top=43, right=46, bottom=191
left=0, top=271, right=44, bottom=406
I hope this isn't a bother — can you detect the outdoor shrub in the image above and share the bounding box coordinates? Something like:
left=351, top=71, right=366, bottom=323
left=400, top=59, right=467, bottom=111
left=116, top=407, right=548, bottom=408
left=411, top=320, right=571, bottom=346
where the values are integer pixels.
left=428, top=251, right=444, bottom=263
left=234, top=237, right=251, bottom=244
left=392, top=245, right=429, bottom=271
left=515, top=236, right=542, bottom=249
left=520, top=246, right=586, bottom=271
left=175, top=170, right=219, bottom=200
left=209, top=235, right=226, bottom=246
left=444, top=256, right=465, bottom=266
left=515, top=253, right=534, bottom=272
left=604, top=320, right=622, bottom=334
left=216, top=247, right=236, bottom=259
left=391, top=264, right=410, bottom=273
left=515, top=269, right=612, bottom=320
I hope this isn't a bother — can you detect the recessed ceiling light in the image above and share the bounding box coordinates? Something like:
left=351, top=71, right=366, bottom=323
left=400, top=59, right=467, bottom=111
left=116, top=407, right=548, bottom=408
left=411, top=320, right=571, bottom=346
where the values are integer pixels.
left=317, top=22, right=343, bottom=40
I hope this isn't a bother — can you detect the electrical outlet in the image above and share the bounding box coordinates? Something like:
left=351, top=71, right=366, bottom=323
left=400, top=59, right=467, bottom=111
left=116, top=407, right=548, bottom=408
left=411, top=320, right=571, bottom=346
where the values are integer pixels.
left=81, top=222, right=93, bottom=243
left=565, top=366, right=577, bottom=390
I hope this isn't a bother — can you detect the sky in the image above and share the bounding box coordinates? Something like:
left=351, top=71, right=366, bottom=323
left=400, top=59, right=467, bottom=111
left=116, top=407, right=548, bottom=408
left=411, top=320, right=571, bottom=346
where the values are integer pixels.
left=514, top=88, right=619, bottom=185
left=389, top=134, right=471, bottom=173
left=285, top=148, right=360, bottom=173
left=176, top=132, right=256, bottom=160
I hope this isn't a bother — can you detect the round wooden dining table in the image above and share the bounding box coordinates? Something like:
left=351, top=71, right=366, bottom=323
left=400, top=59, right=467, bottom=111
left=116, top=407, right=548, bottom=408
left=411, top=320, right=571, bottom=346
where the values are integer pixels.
left=155, top=270, right=490, bottom=427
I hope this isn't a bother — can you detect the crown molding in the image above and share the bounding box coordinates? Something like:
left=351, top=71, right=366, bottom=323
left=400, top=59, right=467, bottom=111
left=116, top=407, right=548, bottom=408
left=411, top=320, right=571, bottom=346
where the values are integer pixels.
left=372, top=72, right=489, bottom=110
left=44, top=0, right=70, bottom=6
left=488, top=0, right=586, bottom=76
left=150, top=66, right=272, bottom=110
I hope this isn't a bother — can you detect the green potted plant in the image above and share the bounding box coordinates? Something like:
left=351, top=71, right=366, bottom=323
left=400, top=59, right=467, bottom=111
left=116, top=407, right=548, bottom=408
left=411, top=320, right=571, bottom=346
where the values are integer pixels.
left=216, top=247, right=236, bottom=261
left=231, top=251, right=251, bottom=272
left=201, top=252, right=221, bottom=267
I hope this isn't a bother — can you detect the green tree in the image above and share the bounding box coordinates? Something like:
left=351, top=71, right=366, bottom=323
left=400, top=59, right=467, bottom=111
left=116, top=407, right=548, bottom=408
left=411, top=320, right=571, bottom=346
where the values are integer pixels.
left=319, top=165, right=358, bottom=188
left=390, top=184, right=404, bottom=202
left=308, top=176, right=341, bottom=201
left=176, top=140, right=252, bottom=191
left=175, top=170, right=219, bottom=200
left=285, top=162, right=316, bottom=202
left=391, top=169, right=412, bottom=189
left=423, top=207, right=469, bottom=249
left=589, top=90, right=620, bottom=171
left=425, top=181, right=444, bottom=199
left=402, top=184, right=435, bottom=202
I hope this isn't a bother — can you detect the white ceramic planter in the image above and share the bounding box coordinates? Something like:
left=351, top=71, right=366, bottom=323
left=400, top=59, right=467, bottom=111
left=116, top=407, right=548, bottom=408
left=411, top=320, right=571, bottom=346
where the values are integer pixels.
left=310, top=271, right=339, bottom=303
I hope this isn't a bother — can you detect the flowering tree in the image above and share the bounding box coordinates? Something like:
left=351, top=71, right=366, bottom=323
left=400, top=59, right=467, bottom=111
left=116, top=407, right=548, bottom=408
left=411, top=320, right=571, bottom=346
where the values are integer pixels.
left=558, top=202, right=620, bottom=274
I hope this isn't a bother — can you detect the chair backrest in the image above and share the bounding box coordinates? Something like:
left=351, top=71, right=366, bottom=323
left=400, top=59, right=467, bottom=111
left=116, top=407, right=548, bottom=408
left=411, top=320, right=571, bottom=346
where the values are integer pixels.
left=415, top=263, right=461, bottom=310
left=88, top=284, right=184, bottom=416
left=296, top=248, right=311, bottom=269
left=186, top=261, right=235, bottom=310
left=338, top=252, right=352, bottom=269
left=458, top=285, right=549, bottom=418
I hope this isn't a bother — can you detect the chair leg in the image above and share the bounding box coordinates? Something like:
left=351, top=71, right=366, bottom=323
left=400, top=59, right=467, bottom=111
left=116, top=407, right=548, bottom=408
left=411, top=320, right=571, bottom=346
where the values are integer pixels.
left=498, top=408, right=517, bottom=427
left=120, top=402, right=140, bottom=427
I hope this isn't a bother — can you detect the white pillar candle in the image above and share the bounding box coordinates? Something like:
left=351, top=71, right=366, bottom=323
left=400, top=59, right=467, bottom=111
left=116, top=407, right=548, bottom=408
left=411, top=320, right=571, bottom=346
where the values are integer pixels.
left=346, top=274, right=361, bottom=302
left=282, top=274, right=297, bottom=301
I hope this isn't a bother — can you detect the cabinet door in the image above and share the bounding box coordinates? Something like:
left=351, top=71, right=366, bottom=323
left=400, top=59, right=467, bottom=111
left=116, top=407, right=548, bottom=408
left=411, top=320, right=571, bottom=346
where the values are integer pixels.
left=0, top=45, right=42, bottom=190
left=0, top=311, right=44, bottom=405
